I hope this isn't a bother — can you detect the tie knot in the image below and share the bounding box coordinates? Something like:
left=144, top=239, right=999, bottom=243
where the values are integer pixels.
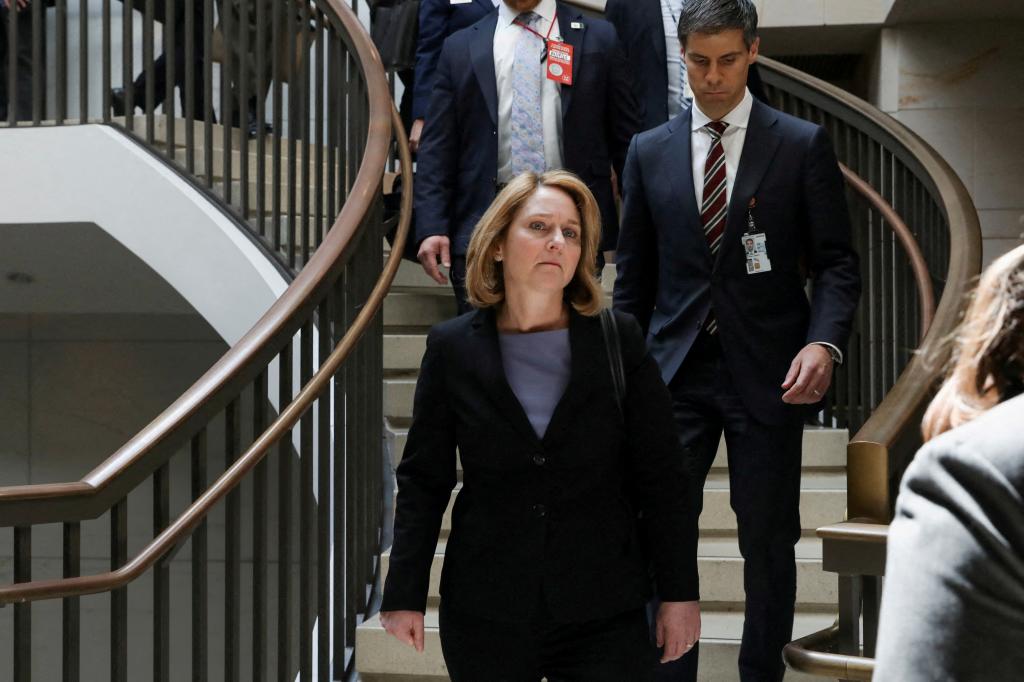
left=517, top=11, right=540, bottom=27
left=705, top=121, right=728, bottom=139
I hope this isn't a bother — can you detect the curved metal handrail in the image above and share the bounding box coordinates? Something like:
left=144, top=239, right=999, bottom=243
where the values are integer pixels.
left=0, top=0, right=396, bottom=525
left=839, top=163, right=935, bottom=341
left=0, top=105, right=413, bottom=606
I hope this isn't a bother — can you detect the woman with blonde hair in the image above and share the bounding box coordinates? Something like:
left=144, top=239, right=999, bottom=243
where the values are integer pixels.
left=874, top=244, right=1024, bottom=681
left=378, top=171, right=699, bottom=680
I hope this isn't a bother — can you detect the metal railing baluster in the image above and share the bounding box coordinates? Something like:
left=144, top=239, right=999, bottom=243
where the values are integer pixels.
left=153, top=463, right=171, bottom=682
left=252, top=370, right=269, bottom=682
left=14, top=527, right=31, bottom=682
left=225, top=398, right=241, bottom=682
left=191, top=430, right=209, bottom=682
left=110, top=498, right=128, bottom=682
left=62, top=522, right=81, bottom=682
left=277, top=342, right=294, bottom=682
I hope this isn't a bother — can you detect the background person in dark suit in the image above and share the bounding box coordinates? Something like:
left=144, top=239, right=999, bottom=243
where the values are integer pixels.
left=413, top=0, right=641, bottom=313
left=409, top=0, right=498, bottom=152
left=380, top=171, right=699, bottom=680
left=613, top=1, right=861, bottom=679
left=605, top=0, right=767, bottom=132
left=874, top=245, right=1024, bottom=682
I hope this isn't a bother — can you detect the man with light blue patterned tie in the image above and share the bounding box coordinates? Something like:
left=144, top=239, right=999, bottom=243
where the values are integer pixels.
left=606, top=0, right=769, bottom=132
left=412, top=0, right=641, bottom=314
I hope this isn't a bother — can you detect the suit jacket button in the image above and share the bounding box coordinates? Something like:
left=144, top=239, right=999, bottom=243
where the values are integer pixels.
left=533, top=503, right=547, bottom=517
left=533, top=455, right=546, bottom=466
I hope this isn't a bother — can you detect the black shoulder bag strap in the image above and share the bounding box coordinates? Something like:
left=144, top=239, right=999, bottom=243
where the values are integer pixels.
left=600, top=308, right=626, bottom=420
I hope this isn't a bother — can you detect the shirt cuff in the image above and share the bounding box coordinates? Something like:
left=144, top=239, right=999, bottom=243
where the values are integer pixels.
left=812, top=341, right=843, bottom=365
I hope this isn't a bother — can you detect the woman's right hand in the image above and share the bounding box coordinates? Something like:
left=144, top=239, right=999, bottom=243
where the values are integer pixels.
left=380, top=610, right=425, bottom=652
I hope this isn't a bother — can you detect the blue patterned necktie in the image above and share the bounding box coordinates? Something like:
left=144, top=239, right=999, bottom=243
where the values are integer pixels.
left=510, top=12, right=547, bottom=177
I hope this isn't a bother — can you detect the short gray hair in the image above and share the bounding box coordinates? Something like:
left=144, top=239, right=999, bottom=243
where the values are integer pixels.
left=677, top=0, right=758, bottom=49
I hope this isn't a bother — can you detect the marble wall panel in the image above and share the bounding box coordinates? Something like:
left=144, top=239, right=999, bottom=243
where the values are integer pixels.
left=892, top=108, right=977, bottom=197
left=895, top=22, right=1024, bottom=111
left=760, top=0, right=825, bottom=28
left=973, top=108, right=1024, bottom=211
left=983, top=238, right=1024, bottom=267
left=979, top=209, right=1024, bottom=240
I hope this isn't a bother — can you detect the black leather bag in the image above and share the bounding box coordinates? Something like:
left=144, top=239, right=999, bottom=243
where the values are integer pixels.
left=370, top=0, right=420, bottom=71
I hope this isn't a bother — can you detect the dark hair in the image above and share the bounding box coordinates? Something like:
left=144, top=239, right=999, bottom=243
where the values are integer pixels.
left=677, top=0, right=759, bottom=49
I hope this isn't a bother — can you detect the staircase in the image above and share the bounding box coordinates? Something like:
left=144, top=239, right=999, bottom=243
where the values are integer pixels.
left=356, top=255, right=846, bottom=681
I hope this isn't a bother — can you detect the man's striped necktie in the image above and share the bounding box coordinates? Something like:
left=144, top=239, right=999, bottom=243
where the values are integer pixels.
left=701, top=120, right=729, bottom=334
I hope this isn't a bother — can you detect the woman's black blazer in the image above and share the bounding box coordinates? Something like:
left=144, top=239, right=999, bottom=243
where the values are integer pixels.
left=380, top=307, right=695, bottom=624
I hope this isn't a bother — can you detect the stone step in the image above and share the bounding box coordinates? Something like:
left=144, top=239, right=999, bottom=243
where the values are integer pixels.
left=385, top=334, right=428, bottom=372
left=356, top=607, right=835, bottom=681
left=380, top=536, right=835, bottom=608
left=173, top=144, right=330, bottom=182
left=384, top=292, right=456, bottom=329
left=116, top=113, right=328, bottom=161
left=384, top=377, right=418, bottom=420
left=386, top=424, right=848, bottom=473
left=391, top=259, right=453, bottom=291
left=408, top=470, right=845, bottom=539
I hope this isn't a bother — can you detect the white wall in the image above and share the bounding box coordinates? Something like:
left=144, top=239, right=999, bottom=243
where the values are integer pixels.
left=873, top=21, right=1024, bottom=265
left=0, top=125, right=287, bottom=343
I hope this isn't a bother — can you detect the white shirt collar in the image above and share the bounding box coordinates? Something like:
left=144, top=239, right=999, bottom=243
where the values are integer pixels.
left=691, top=87, right=754, bottom=132
left=499, top=0, right=558, bottom=29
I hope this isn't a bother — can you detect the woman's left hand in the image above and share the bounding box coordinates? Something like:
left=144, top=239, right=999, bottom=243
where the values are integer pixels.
left=656, top=600, right=701, bottom=663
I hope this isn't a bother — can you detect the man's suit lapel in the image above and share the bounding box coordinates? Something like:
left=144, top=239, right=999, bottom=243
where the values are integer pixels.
left=474, top=0, right=495, bottom=12
left=556, top=4, right=585, bottom=118
left=666, top=110, right=709, bottom=261
left=470, top=13, right=500, bottom=128
left=720, top=99, right=781, bottom=268
left=469, top=309, right=544, bottom=448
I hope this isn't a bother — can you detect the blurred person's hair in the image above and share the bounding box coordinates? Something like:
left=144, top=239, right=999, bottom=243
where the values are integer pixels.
left=464, top=170, right=604, bottom=315
left=677, top=0, right=759, bottom=49
left=923, top=244, right=1024, bottom=441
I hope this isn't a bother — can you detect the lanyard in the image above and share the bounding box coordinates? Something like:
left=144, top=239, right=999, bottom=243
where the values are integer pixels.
left=513, top=11, right=558, bottom=62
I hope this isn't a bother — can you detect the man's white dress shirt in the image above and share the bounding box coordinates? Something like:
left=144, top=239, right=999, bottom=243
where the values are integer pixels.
left=494, top=0, right=564, bottom=184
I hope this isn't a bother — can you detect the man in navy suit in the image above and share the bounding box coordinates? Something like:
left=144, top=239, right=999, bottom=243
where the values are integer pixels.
left=613, top=1, right=861, bottom=680
left=409, top=0, right=498, bottom=152
left=414, top=0, right=641, bottom=312
left=605, top=0, right=768, bottom=132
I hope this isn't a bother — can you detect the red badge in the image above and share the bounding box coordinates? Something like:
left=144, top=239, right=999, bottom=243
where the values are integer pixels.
left=546, top=41, right=573, bottom=86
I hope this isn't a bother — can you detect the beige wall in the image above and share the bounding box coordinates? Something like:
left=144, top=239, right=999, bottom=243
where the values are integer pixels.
left=872, top=21, right=1024, bottom=266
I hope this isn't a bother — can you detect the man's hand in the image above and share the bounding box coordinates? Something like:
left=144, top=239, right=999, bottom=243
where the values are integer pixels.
left=656, top=600, right=701, bottom=663
left=409, top=118, right=425, bottom=153
left=782, top=343, right=834, bottom=404
left=418, top=235, right=451, bottom=285
left=380, top=610, right=425, bottom=652
left=2, top=0, right=31, bottom=11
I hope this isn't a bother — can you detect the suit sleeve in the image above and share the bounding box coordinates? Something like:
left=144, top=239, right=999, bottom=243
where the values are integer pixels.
left=604, top=27, right=642, bottom=191
left=380, top=328, right=458, bottom=613
left=617, top=312, right=698, bottom=602
left=412, top=0, right=448, bottom=120
left=613, top=135, right=658, bottom=335
left=801, top=126, right=861, bottom=352
left=874, top=443, right=1024, bottom=681
left=412, top=39, right=459, bottom=246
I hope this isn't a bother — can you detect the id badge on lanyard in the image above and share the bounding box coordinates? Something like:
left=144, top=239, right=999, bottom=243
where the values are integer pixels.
left=514, top=12, right=575, bottom=86
left=742, top=198, right=772, bottom=274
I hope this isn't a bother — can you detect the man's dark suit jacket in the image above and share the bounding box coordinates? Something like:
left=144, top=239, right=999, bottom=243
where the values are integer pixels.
left=412, top=0, right=496, bottom=120
left=380, top=308, right=696, bottom=623
left=605, top=0, right=769, bottom=132
left=413, top=5, right=641, bottom=254
left=613, top=99, right=861, bottom=425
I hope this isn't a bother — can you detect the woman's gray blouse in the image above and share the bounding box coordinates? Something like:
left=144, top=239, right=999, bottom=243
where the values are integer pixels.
left=498, top=328, right=571, bottom=439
